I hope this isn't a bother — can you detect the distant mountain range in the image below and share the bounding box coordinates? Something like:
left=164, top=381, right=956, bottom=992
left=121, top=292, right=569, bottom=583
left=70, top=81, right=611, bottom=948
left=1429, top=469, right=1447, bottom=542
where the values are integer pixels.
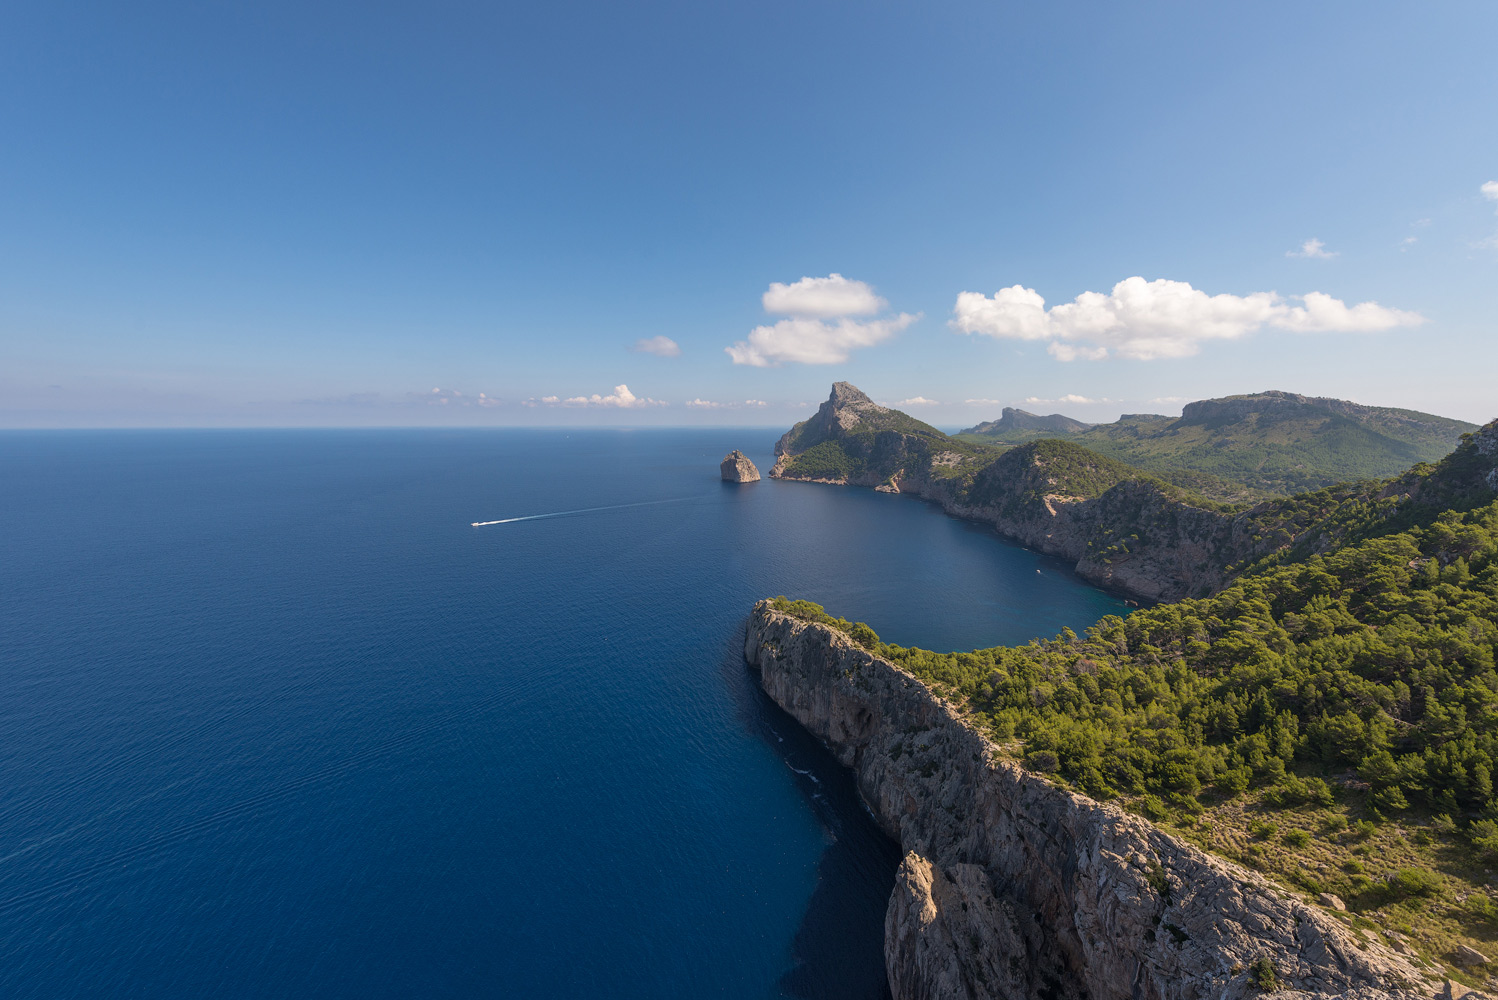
left=961, top=407, right=1094, bottom=440
left=955, top=390, right=1477, bottom=497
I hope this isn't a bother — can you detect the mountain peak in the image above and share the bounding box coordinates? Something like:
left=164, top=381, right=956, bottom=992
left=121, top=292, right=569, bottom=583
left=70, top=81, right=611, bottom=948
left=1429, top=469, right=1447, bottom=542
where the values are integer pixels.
left=828, top=381, right=879, bottom=409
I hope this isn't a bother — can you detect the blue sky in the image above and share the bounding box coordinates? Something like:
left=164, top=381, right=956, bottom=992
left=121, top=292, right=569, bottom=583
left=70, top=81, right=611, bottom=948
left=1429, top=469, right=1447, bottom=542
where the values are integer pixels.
left=3, top=0, right=1496, bottom=427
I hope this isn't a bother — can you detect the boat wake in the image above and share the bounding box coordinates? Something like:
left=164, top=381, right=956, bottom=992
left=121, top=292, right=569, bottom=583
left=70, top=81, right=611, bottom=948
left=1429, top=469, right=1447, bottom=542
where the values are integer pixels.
left=471, top=494, right=699, bottom=527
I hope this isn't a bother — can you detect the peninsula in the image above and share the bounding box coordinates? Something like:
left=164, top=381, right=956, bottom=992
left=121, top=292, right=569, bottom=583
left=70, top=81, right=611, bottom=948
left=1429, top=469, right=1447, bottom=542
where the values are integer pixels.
left=755, top=384, right=1498, bottom=997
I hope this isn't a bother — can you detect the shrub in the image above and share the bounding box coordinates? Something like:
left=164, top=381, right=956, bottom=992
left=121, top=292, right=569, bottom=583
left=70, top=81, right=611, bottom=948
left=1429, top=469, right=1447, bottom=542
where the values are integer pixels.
left=1386, top=867, right=1441, bottom=900
left=1263, top=775, right=1336, bottom=808
left=1248, top=956, right=1279, bottom=991
left=1283, top=829, right=1312, bottom=848
left=1137, top=794, right=1169, bottom=821
left=1025, top=749, right=1060, bottom=774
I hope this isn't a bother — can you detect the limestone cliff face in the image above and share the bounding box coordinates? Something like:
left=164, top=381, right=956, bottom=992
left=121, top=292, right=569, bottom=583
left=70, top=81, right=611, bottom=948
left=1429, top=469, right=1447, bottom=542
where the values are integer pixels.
left=745, top=601, right=1426, bottom=1000
left=721, top=450, right=761, bottom=482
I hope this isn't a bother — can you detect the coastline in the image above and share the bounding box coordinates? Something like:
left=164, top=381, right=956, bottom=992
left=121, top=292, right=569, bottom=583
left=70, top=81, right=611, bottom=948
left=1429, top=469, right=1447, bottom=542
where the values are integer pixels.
left=745, top=599, right=1427, bottom=1000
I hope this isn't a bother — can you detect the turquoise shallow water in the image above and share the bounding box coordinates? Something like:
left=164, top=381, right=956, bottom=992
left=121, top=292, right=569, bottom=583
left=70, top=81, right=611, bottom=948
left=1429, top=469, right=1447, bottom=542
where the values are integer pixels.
left=0, top=429, right=1130, bottom=999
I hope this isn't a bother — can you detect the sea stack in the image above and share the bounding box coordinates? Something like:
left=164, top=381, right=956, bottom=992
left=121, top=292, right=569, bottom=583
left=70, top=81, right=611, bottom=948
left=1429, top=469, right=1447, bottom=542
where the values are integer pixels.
left=720, top=450, right=761, bottom=482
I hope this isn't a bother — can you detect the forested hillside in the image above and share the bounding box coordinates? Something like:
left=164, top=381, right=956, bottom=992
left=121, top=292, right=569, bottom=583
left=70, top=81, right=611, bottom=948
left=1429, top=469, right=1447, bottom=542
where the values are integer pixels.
left=773, top=418, right=1498, bottom=975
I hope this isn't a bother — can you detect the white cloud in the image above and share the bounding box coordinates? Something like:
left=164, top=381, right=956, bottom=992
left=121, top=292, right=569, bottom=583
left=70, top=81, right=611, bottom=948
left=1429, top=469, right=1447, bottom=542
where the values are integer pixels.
left=1150, top=396, right=1189, bottom=404
left=631, top=335, right=682, bottom=357
left=762, top=273, right=884, bottom=318
left=564, top=384, right=665, bottom=408
left=1400, top=236, right=1418, bottom=252
left=894, top=396, right=940, bottom=406
left=1273, top=291, right=1424, bottom=333
left=1287, top=238, right=1338, bottom=259
left=727, top=313, right=918, bottom=367
left=964, top=398, right=1005, bottom=406
left=729, top=273, right=915, bottom=366
left=686, top=397, right=771, bottom=409
left=950, top=276, right=1425, bottom=362
left=1481, top=183, right=1498, bottom=249
left=526, top=384, right=664, bottom=408
left=1025, top=394, right=1101, bottom=405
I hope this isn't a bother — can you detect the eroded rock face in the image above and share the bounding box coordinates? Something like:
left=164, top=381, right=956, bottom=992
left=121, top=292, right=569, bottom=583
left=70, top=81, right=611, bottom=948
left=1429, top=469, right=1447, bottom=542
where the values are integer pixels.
left=720, top=450, right=761, bottom=482
left=745, top=601, right=1428, bottom=1000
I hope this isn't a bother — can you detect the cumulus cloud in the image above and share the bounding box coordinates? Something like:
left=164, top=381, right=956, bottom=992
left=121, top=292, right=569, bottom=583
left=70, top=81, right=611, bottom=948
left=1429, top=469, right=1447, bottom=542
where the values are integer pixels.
left=1483, top=181, right=1498, bottom=202
left=964, top=398, right=1004, bottom=406
left=526, top=385, right=664, bottom=408
left=762, top=273, right=885, bottom=317
left=950, top=277, right=1425, bottom=362
left=1287, top=238, right=1338, bottom=259
left=744, top=399, right=767, bottom=407
left=729, top=274, right=916, bottom=366
left=727, top=313, right=917, bottom=367
left=1400, top=236, right=1418, bottom=252
left=563, top=384, right=665, bottom=408
left=894, top=396, right=940, bottom=406
left=631, top=336, right=682, bottom=357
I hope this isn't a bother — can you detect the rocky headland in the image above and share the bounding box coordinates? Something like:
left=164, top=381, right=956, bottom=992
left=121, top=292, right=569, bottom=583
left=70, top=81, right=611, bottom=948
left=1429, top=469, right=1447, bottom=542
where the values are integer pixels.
left=770, top=384, right=1498, bottom=602
left=746, top=600, right=1434, bottom=1000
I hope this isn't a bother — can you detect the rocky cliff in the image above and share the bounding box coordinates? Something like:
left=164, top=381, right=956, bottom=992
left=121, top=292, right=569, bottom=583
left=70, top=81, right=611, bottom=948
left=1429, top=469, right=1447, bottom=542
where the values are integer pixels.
left=721, top=449, right=761, bottom=482
left=770, top=385, right=1258, bottom=601
left=745, top=601, right=1429, bottom=1000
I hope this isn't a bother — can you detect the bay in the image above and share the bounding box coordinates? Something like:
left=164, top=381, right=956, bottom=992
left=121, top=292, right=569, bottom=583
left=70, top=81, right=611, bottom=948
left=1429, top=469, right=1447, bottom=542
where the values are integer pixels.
left=0, top=429, right=1130, bottom=999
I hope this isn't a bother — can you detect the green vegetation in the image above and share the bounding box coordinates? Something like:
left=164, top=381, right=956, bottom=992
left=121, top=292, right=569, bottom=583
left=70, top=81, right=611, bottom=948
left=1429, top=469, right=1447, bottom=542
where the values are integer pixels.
left=956, top=392, right=1476, bottom=497
left=769, top=423, right=1498, bottom=970
left=776, top=382, right=1001, bottom=485
left=1248, top=956, right=1279, bottom=992
left=787, top=495, right=1498, bottom=819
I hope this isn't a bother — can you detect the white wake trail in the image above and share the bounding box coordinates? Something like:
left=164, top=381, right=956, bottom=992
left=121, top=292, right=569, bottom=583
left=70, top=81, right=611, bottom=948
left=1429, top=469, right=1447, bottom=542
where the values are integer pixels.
left=471, top=495, right=698, bottom=527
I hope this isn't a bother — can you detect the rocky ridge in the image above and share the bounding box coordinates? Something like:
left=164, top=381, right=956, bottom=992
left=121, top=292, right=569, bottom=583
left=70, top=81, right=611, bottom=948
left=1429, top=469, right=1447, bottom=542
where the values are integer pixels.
left=746, top=601, right=1432, bottom=1000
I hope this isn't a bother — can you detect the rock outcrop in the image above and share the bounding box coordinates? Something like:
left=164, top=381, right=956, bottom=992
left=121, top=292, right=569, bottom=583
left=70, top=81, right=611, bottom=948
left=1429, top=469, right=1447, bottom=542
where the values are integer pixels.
left=745, top=600, right=1431, bottom=1000
left=720, top=450, right=761, bottom=482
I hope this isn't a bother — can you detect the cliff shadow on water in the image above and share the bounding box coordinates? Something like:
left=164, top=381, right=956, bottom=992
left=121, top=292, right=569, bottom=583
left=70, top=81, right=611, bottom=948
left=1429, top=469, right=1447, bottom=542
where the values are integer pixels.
left=719, top=629, right=901, bottom=1000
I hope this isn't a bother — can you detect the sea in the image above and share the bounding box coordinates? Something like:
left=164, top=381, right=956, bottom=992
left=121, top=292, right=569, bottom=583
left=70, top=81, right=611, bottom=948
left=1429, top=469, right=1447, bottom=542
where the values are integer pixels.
left=0, top=429, right=1131, bottom=999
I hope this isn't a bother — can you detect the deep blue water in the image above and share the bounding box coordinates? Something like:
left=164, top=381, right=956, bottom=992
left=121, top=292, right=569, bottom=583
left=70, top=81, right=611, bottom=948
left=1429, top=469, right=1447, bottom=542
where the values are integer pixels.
left=0, top=429, right=1130, bottom=999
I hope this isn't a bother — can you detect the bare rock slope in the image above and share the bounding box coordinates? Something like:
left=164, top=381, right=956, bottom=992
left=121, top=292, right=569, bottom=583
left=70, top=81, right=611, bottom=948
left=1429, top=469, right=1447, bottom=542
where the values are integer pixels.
left=745, top=601, right=1429, bottom=1000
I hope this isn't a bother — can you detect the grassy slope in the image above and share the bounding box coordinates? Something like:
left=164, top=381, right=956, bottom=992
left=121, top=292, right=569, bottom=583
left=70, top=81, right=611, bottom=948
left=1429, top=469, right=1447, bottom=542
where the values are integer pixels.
left=957, top=395, right=1476, bottom=498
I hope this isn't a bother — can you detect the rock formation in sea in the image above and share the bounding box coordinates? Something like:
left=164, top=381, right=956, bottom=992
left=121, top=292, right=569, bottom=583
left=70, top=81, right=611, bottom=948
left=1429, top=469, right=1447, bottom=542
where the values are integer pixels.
left=745, top=600, right=1429, bottom=1000
left=721, top=449, right=761, bottom=482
